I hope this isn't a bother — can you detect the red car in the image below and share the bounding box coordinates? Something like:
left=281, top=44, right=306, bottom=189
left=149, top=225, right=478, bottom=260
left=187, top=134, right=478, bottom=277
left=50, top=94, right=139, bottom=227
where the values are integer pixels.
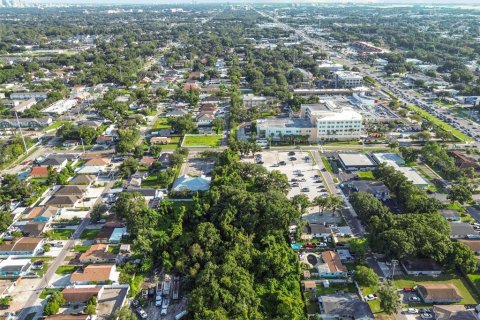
left=403, top=287, right=414, bottom=292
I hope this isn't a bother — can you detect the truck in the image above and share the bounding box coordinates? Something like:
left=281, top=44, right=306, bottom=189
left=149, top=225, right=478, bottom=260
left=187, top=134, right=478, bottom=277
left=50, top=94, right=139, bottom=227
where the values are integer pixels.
left=162, top=274, right=172, bottom=296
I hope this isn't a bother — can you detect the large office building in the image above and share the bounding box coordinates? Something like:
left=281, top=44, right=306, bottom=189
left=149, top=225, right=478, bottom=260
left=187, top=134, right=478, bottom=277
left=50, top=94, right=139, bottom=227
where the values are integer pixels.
left=256, top=101, right=363, bottom=142
left=334, top=71, right=363, bottom=88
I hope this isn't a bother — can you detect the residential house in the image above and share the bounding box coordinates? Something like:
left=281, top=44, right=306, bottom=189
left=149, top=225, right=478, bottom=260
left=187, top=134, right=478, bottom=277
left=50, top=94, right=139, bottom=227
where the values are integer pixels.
left=62, top=140, right=79, bottom=147
left=317, top=251, right=347, bottom=278
left=40, top=155, right=70, bottom=169
left=24, top=206, right=58, bottom=223
left=70, top=264, right=119, bottom=285
left=196, top=113, right=215, bottom=126
left=417, top=283, right=463, bottom=304
left=305, top=224, right=332, bottom=240
left=62, top=286, right=102, bottom=305
left=439, top=209, right=461, bottom=222
left=96, top=135, right=115, bottom=145
left=302, top=280, right=317, bottom=292
left=0, top=257, right=31, bottom=277
left=447, top=151, right=480, bottom=172
left=20, top=222, right=47, bottom=237
left=0, top=237, right=45, bottom=257
left=449, top=222, right=478, bottom=239
left=139, top=156, right=156, bottom=167
left=401, top=258, right=443, bottom=276
left=150, top=137, right=172, bottom=145
left=0, top=117, right=52, bottom=128
left=318, top=293, right=374, bottom=319
left=458, top=240, right=480, bottom=255
left=165, top=109, right=188, bottom=118
left=84, top=158, right=110, bottom=167
left=69, top=175, right=96, bottom=186
left=433, top=305, right=477, bottom=320
left=46, top=195, right=82, bottom=208
left=30, top=166, right=49, bottom=178
left=348, top=180, right=390, bottom=201
left=158, top=153, right=171, bottom=168
left=94, top=227, right=116, bottom=244
left=79, top=244, right=117, bottom=264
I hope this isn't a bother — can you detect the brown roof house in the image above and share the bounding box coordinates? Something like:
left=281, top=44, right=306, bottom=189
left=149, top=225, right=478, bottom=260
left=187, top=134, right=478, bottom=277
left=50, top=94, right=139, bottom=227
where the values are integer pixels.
left=302, top=280, right=317, bottom=292
left=433, top=305, right=477, bottom=320
left=70, top=264, right=119, bottom=285
left=417, top=283, right=463, bottom=304
left=62, top=286, right=103, bottom=305
left=0, top=237, right=45, bottom=257
left=447, top=151, right=480, bottom=171
left=317, top=251, right=347, bottom=278
left=30, top=166, right=49, bottom=178
left=79, top=244, right=117, bottom=264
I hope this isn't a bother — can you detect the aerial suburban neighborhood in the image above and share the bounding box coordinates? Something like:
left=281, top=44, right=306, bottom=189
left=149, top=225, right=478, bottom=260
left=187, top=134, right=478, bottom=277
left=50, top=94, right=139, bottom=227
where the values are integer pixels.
left=1, top=1, right=480, bottom=320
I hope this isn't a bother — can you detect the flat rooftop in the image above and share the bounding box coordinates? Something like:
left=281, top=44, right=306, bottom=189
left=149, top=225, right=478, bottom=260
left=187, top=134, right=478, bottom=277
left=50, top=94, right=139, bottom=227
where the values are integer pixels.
left=256, top=117, right=313, bottom=129
left=338, top=153, right=376, bottom=168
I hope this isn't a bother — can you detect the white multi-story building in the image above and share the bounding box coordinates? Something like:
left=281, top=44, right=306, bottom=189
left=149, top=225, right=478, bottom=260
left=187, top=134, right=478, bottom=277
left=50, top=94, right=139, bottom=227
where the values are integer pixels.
left=334, top=71, right=363, bottom=88
left=256, top=101, right=363, bottom=142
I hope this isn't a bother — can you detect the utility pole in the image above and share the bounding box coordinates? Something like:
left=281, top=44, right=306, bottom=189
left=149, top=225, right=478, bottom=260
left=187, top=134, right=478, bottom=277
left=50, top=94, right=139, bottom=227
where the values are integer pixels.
left=80, top=137, right=86, bottom=154
left=390, top=259, right=398, bottom=282
left=14, top=111, right=28, bottom=152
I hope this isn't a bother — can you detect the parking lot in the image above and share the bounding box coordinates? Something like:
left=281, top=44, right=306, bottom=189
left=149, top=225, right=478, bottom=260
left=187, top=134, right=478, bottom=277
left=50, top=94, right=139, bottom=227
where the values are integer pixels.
left=246, top=151, right=328, bottom=201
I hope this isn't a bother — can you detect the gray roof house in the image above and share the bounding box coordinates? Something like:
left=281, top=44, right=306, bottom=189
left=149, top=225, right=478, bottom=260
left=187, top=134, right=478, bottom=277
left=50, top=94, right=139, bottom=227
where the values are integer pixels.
left=318, top=293, right=374, bottom=320
left=449, top=222, right=478, bottom=239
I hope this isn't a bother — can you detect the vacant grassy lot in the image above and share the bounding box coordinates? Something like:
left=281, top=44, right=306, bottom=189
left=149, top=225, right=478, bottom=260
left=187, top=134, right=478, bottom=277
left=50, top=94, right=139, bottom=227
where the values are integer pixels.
left=356, top=171, right=374, bottom=180
left=73, top=245, right=91, bottom=253
left=152, top=117, right=171, bottom=130
left=158, top=136, right=180, bottom=150
left=79, top=229, right=100, bottom=240
left=55, top=265, right=77, bottom=275
left=405, top=104, right=471, bottom=142
left=46, top=229, right=74, bottom=240
left=394, top=274, right=479, bottom=305
left=183, top=135, right=222, bottom=147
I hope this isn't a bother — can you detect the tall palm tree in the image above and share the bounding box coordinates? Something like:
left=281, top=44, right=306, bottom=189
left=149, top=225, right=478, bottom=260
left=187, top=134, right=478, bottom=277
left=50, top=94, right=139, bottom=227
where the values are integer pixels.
left=313, top=196, right=329, bottom=215
left=327, top=195, right=344, bottom=216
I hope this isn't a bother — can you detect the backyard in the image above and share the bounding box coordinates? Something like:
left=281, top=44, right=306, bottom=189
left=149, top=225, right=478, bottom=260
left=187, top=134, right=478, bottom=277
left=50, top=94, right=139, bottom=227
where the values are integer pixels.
left=356, top=171, right=374, bottom=180
left=55, top=265, right=77, bottom=275
left=79, top=229, right=101, bottom=240
left=152, top=117, right=171, bottom=130
left=45, top=229, right=74, bottom=240
left=183, top=134, right=222, bottom=147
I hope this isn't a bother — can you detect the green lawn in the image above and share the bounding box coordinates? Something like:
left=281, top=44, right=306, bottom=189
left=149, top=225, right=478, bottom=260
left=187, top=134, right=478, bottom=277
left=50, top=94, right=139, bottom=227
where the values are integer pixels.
left=79, top=229, right=100, bottom=240
left=40, top=287, right=62, bottom=299
left=316, top=283, right=357, bottom=296
left=405, top=104, right=472, bottom=143
left=55, top=265, right=77, bottom=275
left=152, top=118, right=171, bottom=130
left=45, top=229, right=74, bottom=240
left=73, top=245, right=91, bottom=253
left=156, top=136, right=180, bottom=150
left=356, top=171, right=374, bottom=180
left=44, top=121, right=69, bottom=132
left=468, top=273, right=480, bottom=291
left=183, top=135, right=222, bottom=147
left=322, top=141, right=363, bottom=146
left=108, top=245, right=120, bottom=254
left=393, top=274, right=479, bottom=305
left=141, top=175, right=160, bottom=187
left=360, top=285, right=382, bottom=314
left=321, top=157, right=333, bottom=173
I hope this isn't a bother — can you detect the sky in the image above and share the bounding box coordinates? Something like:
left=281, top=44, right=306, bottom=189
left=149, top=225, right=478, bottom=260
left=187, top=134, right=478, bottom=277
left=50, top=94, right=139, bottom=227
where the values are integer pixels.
left=25, top=0, right=480, bottom=4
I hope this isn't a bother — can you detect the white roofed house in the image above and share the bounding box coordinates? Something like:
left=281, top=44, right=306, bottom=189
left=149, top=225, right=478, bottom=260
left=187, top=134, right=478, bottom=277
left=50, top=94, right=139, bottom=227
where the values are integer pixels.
left=172, top=175, right=211, bottom=192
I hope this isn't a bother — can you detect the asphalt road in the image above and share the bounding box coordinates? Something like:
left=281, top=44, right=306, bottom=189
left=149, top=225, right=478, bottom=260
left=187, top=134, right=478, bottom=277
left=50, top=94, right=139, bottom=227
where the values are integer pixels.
left=17, top=217, right=91, bottom=320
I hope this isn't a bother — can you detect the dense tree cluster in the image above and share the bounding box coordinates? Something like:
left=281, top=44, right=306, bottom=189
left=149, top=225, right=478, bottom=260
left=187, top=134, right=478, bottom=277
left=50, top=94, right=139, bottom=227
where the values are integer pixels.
left=113, top=150, right=304, bottom=319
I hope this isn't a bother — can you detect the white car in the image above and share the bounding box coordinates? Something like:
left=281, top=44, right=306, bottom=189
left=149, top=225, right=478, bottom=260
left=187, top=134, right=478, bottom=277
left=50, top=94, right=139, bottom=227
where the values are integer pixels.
left=409, top=296, right=420, bottom=302
left=407, top=308, right=419, bottom=314
left=420, top=313, right=433, bottom=319
left=136, top=307, right=148, bottom=319
left=365, top=294, right=377, bottom=301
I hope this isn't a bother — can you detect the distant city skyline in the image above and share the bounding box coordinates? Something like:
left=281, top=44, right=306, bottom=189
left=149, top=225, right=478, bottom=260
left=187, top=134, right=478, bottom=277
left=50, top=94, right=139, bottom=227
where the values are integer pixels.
left=19, top=0, right=480, bottom=5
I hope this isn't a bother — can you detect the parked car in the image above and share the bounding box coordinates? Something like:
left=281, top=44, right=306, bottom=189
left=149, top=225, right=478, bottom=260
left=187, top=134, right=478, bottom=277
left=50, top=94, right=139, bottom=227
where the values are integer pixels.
left=301, top=187, right=310, bottom=192
left=279, top=161, right=286, bottom=166
left=406, top=308, right=419, bottom=314
left=288, top=151, right=295, bottom=156
left=403, top=288, right=414, bottom=292
left=420, top=314, right=433, bottom=319
left=365, top=294, right=377, bottom=301
left=409, top=296, right=420, bottom=302
left=136, top=307, right=148, bottom=319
